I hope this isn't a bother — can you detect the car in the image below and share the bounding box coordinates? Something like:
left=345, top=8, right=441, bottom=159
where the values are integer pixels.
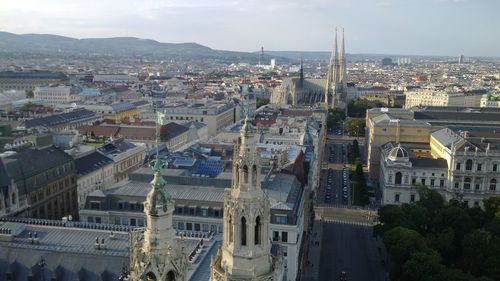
left=339, top=271, right=347, bottom=281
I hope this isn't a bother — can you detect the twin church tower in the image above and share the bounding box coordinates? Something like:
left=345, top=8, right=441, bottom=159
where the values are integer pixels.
left=325, top=27, right=348, bottom=110
left=129, top=113, right=283, bottom=280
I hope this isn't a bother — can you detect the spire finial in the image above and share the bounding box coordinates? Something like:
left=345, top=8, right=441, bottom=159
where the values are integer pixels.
left=151, top=106, right=166, bottom=172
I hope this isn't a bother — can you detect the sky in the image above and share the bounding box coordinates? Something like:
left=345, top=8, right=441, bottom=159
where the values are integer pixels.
left=0, top=0, right=499, bottom=57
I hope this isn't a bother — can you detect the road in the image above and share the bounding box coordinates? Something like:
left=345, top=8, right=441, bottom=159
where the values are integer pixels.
left=303, top=134, right=386, bottom=281
left=319, top=220, right=386, bottom=281
left=317, top=141, right=350, bottom=206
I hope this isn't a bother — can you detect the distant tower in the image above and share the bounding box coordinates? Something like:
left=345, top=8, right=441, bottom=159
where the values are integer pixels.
left=129, top=113, right=187, bottom=281
left=210, top=113, right=283, bottom=281
left=325, top=27, right=348, bottom=110
left=300, top=57, right=304, bottom=80
left=458, top=54, right=464, bottom=65
left=260, top=46, right=265, bottom=66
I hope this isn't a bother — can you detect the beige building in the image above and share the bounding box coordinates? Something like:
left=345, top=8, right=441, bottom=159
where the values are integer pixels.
left=366, top=108, right=431, bottom=181
left=96, top=139, right=146, bottom=183
left=161, top=100, right=240, bottom=137
left=405, top=88, right=484, bottom=108
left=74, top=151, right=115, bottom=209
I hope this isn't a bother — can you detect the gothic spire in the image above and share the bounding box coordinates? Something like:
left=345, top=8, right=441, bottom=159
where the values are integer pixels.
left=339, top=28, right=347, bottom=86
left=299, top=56, right=304, bottom=81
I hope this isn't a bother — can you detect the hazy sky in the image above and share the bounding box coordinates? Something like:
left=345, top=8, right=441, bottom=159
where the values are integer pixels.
left=1, top=0, right=499, bottom=56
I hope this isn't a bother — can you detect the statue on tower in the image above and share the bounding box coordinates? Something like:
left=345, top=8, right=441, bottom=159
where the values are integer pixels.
left=128, top=111, right=188, bottom=281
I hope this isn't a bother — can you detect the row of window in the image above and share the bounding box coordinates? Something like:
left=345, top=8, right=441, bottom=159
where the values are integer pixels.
left=174, top=206, right=221, bottom=218
left=456, top=160, right=498, bottom=172
left=453, top=178, right=497, bottom=191
left=176, top=222, right=218, bottom=233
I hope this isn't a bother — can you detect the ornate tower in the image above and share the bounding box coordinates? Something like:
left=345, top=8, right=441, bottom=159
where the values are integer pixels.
left=339, top=28, right=347, bottom=88
left=210, top=115, right=283, bottom=281
left=129, top=113, right=187, bottom=281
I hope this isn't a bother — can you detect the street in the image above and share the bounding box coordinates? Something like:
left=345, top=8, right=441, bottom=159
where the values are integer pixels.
left=319, top=220, right=386, bottom=281
left=303, top=134, right=387, bottom=281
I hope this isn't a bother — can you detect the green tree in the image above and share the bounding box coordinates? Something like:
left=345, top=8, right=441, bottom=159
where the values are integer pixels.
left=26, top=89, right=34, bottom=98
left=352, top=162, right=369, bottom=205
left=326, top=108, right=345, bottom=132
left=401, top=250, right=445, bottom=281
left=347, top=98, right=373, bottom=118
left=384, top=226, right=430, bottom=278
left=416, top=186, right=445, bottom=215
left=345, top=118, right=366, bottom=137
left=256, top=98, right=270, bottom=108
left=483, top=196, right=500, bottom=220
left=462, top=230, right=500, bottom=279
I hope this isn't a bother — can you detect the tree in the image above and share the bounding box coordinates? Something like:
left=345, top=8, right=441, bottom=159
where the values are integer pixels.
left=352, top=162, right=369, bottom=205
left=347, top=98, right=373, bottom=118
left=401, top=250, right=445, bottom=281
left=384, top=226, right=430, bottom=278
left=416, top=186, right=445, bottom=215
left=256, top=98, right=270, bottom=108
left=344, top=118, right=366, bottom=137
left=26, top=89, right=34, bottom=98
left=462, top=230, right=500, bottom=280
left=483, top=196, right=500, bottom=220
left=326, top=108, right=345, bottom=131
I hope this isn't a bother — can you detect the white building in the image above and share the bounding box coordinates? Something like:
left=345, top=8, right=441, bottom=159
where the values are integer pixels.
left=380, top=127, right=500, bottom=207
left=34, top=85, right=79, bottom=106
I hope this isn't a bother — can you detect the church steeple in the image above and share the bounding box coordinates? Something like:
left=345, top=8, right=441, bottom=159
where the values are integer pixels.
left=325, top=27, right=348, bottom=110
left=300, top=56, right=304, bottom=81
left=129, top=111, right=187, bottom=281
left=339, top=28, right=347, bottom=87
left=211, top=110, right=283, bottom=280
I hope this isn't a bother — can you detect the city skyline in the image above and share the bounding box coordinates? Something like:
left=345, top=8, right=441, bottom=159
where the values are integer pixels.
left=1, top=0, right=499, bottom=57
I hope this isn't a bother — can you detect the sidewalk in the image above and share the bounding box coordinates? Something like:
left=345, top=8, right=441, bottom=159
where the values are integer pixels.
left=302, top=214, right=324, bottom=281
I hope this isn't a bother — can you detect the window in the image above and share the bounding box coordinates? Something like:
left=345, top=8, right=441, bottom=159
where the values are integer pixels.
left=243, top=165, right=249, bottom=184
left=394, top=194, right=400, bottom=203
left=454, top=182, right=459, bottom=188
left=412, top=178, right=416, bottom=185
left=241, top=217, right=247, bottom=246
left=194, top=223, right=200, bottom=231
left=456, top=163, right=461, bottom=170
left=202, top=224, right=209, bottom=232
left=186, top=223, right=193, bottom=231
left=477, top=164, right=482, bottom=171
left=464, top=178, right=471, bottom=190
left=404, top=175, right=409, bottom=184
left=87, top=217, right=94, bottom=223
left=275, top=215, right=287, bottom=224
left=130, top=218, right=136, bottom=226
left=395, top=172, right=402, bottom=185
left=114, top=217, right=121, bottom=225
left=252, top=165, right=257, bottom=186
left=494, top=164, right=498, bottom=172
left=440, top=179, right=445, bottom=187
left=90, top=201, right=100, bottom=210
left=273, top=231, right=280, bottom=242
left=490, top=179, right=497, bottom=191
left=410, top=194, right=415, bottom=202
left=176, top=206, right=183, bottom=214
left=282, top=231, right=288, bottom=243
left=421, top=179, right=426, bottom=185
left=475, top=184, right=481, bottom=190
left=138, top=218, right=145, bottom=227
left=255, top=216, right=261, bottom=245
left=430, top=179, right=435, bottom=186
left=465, top=159, right=473, bottom=171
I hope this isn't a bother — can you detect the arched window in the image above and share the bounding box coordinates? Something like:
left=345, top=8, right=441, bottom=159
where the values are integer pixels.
left=252, top=165, right=257, bottom=186
left=241, top=217, right=247, bottom=246
left=228, top=215, right=233, bottom=243
left=146, top=272, right=157, bottom=281
left=167, top=271, right=176, bottom=281
left=235, top=164, right=239, bottom=186
left=465, top=159, right=473, bottom=171
left=395, top=172, right=402, bottom=185
left=243, top=166, right=249, bottom=184
left=255, top=216, right=261, bottom=245
left=464, top=177, right=471, bottom=189
left=490, top=179, right=497, bottom=191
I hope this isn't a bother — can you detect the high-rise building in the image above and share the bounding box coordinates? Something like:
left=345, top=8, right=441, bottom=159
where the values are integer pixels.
left=210, top=116, right=284, bottom=280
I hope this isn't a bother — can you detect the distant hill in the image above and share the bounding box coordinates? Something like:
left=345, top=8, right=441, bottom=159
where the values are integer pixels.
left=0, top=31, right=285, bottom=62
